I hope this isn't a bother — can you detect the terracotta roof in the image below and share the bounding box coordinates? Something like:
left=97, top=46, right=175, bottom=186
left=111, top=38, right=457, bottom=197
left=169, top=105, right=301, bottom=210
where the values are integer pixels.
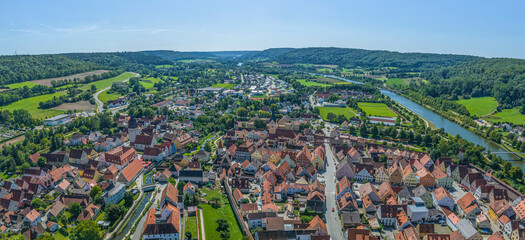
left=457, top=192, right=478, bottom=214
left=433, top=187, right=453, bottom=201
left=161, top=182, right=178, bottom=204
left=29, top=153, right=40, bottom=164
left=25, top=209, right=40, bottom=222
left=240, top=203, right=258, bottom=212
left=233, top=188, right=243, bottom=202
left=308, top=215, right=327, bottom=234
left=119, top=158, right=144, bottom=182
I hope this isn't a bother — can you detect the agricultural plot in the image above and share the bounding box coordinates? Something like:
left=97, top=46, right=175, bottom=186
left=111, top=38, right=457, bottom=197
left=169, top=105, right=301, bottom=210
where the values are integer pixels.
left=53, top=101, right=95, bottom=111
left=318, top=107, right=357, bottom=121
left=98, top=90, right=122, bottom=103
left=4, top=82, right=38, bottom=89
left=315, top=77, right=351, bottom=85
left=484, top=108, right=525, bottom=125
left=358, top=102, right=397, bottom=117
left=296, top=79, right=332, bottom=87
left=0, top=91, right=67, bottom=119
left=385, top=78, right=408, bottom=86
left=80, top=72, right=134, bottom=91
left=30, top=70, right=110, bottom=86
left=456, top=97, right=498, bottom=116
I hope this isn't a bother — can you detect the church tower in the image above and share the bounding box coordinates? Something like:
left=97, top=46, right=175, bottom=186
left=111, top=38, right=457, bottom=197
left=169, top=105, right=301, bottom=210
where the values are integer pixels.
left=269, top=110, right=277, bottom=134
left=128, top=117, right=138, bottom=143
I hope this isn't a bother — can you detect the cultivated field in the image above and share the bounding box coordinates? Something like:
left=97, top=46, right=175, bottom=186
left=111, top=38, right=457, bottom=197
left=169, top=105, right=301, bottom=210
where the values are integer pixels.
left=53, top=101, right=95, bottom=111
left=211, top=83, right=236, bottom=89
left=0, top=91, right=67, bottom=119
left=80, top=72, right=134, bottom=91
left=30, top=70, right=110, bottom=86
left=318, top=107, right=357, bottom=121
left=4, top=82, right=39, bottom=89
left=456, top=97, right=498, bottom=117
left=315, top=77, right=351, bottom=85
left=98, top=90, right=122, bottom=103
left=385, top=78, right=408, bottom=86
left=484, top=108, right=525, bottom=125
left=296, top=79, right=332, bottom=87
left=358, top=102, right=397, bottom=117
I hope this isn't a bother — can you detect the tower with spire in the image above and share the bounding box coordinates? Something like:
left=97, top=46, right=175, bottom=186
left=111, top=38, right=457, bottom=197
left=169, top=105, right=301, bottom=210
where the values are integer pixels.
left=269, top=110, right=277, bottom=134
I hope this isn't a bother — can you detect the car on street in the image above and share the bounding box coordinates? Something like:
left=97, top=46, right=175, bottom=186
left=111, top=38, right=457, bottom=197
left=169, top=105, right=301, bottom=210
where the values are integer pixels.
left=332, top=207, right=335, bottom=212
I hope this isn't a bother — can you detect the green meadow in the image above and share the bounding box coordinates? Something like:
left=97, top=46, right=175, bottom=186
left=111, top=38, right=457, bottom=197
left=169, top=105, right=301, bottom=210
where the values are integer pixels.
left=318, top=107, right=357, bottom=121
left=456, top=96, right=498, bottom=117
left=484, top=108, right=525, bottom=125
left=358, top=102, right=397, bottom=117
left=0, top=92, right=67, bottom=119
left=296, top=79, right=332, bottom=87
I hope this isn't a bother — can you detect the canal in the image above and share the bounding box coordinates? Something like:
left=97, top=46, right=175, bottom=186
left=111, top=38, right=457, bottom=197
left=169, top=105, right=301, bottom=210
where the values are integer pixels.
left=311, top=73, right=524, bottom=170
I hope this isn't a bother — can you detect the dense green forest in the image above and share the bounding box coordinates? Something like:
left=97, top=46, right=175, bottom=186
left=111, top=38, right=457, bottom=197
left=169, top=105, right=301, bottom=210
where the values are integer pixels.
left=273, top=47, right=477, bottom=70
left=421, top=58, right=525, bottom=109
left=0, top=55, right=100, bottom=85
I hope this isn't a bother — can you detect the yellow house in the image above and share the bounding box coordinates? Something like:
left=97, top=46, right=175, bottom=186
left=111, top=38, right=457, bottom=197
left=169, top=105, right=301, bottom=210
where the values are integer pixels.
left=374, top=167, right=389, bottom=183
left=251, top=149, right=263, bottom=163
left=403, top=165, right=419, bottom=187
left=310, top=146, right=325, bottom=170
left=269, top=150, right=281, bottom=164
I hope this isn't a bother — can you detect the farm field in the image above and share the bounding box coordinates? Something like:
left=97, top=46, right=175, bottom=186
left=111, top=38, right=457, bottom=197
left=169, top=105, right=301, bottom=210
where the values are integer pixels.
left=139, top=81, right=155, bottom=89
left=80, top=72, right=134, bottom=91
left=4, top=82, right=38, bottom=89
left=484, top=108, right=525, bottom=125
left=0, top=91, right=67, bottom=119
left=318, top=107, right=357, bottom=121
left=211, top=83, right=236, bottom=89
left=296, top=79, right=332, bottom=87
left=385, top=78, right=408, bottom=86
left=53, top=101, right=95, bottom=111
left=315, top=77, right=351, bottom=85
left=456, top=97, right=498, bottom=117
left=358, top=102, right=397, bottom=117
left=30, top=70, right=110, bottom=86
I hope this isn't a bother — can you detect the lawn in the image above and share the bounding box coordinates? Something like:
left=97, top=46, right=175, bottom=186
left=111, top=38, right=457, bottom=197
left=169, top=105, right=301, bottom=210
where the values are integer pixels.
left=456, top=96, right=498, bottom=117
left=80, top=72, right=134, bottom=91
left=0, top=91, right=67, bottom=119
left=385, top=78, right=407, bottom=86
left=200, top=204, right=242, bottom=240
left=484, top=108, right=525, bottom=125
left=201, top=188, right=224, bottom=202
left=358, top=102, right=397, bottom=117
left=185, top=216, right=199, bottom=239
left=139, top=81, right=155, bottom=89
left=317, top=107, right=357, bottom=121
left=296, top=79, right=332, bottom=87
left=211, top=83, right=236, bottom=89
left=5, top=82, right=38, bottom=89
left=98, top=90, right=122, bottom=103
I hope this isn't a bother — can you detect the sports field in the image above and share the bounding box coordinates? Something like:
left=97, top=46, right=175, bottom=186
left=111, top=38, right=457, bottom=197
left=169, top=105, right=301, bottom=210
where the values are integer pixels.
left=296, top=79, right=332, bottom=87
left=484, top=108, right=525, bottom=125
left=211, top=83, right=236, bottom=89
left=456, top=97, right=498, bottom=116
left=0, top=91, right=67, bottom=119
left=318, top=107, right=357, bottom=121
left=358, top=102, right=397, bottom=117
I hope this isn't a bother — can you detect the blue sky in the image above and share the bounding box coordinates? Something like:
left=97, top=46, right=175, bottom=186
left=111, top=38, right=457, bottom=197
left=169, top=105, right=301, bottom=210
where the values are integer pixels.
left=1, top=0, right=524, bottom=58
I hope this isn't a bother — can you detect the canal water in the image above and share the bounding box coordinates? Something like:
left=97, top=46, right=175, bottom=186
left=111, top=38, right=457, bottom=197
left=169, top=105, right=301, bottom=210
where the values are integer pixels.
left=311, top=73, right=524, bottom=170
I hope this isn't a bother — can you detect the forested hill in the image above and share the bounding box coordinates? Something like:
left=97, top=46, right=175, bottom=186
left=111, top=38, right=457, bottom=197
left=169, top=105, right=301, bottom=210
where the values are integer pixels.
left=421, top=58, right=525, bottom=109
left=240, top=48, right=295, bottom=60
left=0, top=55, right=100, bottom=85
left=272, top=47, right=477, bottom=70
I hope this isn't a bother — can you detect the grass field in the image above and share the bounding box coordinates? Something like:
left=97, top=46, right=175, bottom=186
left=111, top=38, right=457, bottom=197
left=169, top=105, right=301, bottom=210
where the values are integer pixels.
left=4, top=82, right=38, bottom=89
left=318, top=107, right=357, bottom=121
left=296, top=79, right=332, bottom=87
left=98, top=90, right=122, bottom=103
left=456, top=97, right=498, bottom=116
left=185, top=216, right=199, bottom=239
left=139, top=81, right=155, bottom=89
left=0, top=91, right=66, bottom=119
left=358, top=102, right=397, bottom=117
left=484, top=108, right=525, bottom=125
left=80, top=72, right=134, bottom=91
left=199, top=189, right=242, bottom=240
left=385, top=78, right=408, bottom=86
left=211, top=83, right=236, bottom=89
left=315, top=77, right=351, bottom=85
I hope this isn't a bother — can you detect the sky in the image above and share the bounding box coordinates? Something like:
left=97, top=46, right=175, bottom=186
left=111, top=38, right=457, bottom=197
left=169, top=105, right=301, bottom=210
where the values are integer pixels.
left=1, top=0, right=524, bottom=58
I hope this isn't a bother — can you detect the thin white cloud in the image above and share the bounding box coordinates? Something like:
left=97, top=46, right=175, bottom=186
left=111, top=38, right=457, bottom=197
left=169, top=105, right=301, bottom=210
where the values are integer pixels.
left=39, top=24, right=99, bottom=34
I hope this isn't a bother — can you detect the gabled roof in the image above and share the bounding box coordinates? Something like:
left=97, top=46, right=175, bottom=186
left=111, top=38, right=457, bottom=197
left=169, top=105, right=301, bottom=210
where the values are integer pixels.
left=119, top=158, right=144, bottom=182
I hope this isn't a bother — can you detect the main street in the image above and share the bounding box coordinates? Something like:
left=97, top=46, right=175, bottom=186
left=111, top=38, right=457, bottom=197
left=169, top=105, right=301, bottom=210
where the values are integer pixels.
left=322, top=122, right=344, bottom=240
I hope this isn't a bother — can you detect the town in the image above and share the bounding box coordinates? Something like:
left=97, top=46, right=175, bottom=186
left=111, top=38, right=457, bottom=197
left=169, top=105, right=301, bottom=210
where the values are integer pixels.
left=0, top=61, right=524, bottom=240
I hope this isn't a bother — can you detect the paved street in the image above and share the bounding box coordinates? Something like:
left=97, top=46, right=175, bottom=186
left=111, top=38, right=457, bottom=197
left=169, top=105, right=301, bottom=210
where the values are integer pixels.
left=322, top=125, right=344, bottom=240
